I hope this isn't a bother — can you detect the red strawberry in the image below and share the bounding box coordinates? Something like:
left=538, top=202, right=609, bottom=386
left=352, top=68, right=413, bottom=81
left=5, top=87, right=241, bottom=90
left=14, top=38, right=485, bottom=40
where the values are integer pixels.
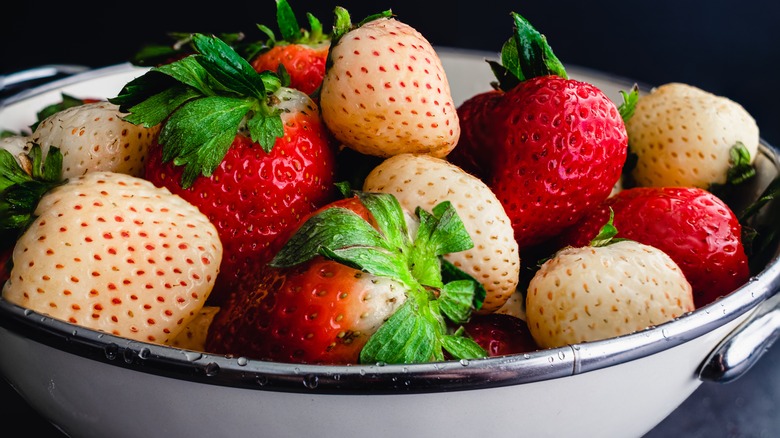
left=462, top=314, right=538, bottom=356
left=0, top=241, right=12, bottom=285
left=250, top=0, right=330, bottom=96
left=448, top=13, right=627, bottom=250
left=446, top=89, right=503, bottom=179
left=558, top=187, right=750, bottom=308
left=206, top=192, right=489, bottom=365
left=111, top=34, right=338, bottom=305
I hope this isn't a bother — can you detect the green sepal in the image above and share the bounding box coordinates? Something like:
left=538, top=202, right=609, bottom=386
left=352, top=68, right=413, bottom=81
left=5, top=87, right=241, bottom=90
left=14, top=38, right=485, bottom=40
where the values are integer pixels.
left=425, top=201, right=474, bottom=256
left=490, top=11, right=567, bottom=92
left=726, top=142, right=756, bottom=185
left=319, top=246, right=409, bottom=282
left=269, top=206, right=387, bottom=268
left=191, top=34, right=269, bottom=101
left=441, top=328, right=488, bottom=360
left=160, top=96, right=254, bottom=188
left=355, top=191, right=410, bottom=250
left=438, top=280, right=476, bottom=324
left=0, top=144, right=65, bottom=232
left=359, top=299, right=440, bottom=364
left=589, top=208, right=626, bottom=247
left=739, top=175, right=780, bottom=260
left=275, top=0, right=302, bottom=42
left=619, top=85, right=640, bottom=122
left=246, top=110, right=284, bottom=153
left=114, top=32, right=290, bottom=189
left=122, top=85, right=201, bottom=128
left=441, top=258, right=486, bottom=311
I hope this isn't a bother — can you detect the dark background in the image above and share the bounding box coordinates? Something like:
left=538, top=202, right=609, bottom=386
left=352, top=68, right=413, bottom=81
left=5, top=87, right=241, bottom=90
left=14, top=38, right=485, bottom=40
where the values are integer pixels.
left=2, top=0, right=779, bottom=436
left=2, top=0, right=779, bottom=144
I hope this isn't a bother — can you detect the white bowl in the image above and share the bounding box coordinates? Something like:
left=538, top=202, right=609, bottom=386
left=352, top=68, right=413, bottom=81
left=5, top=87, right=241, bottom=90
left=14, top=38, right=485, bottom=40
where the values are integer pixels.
left=0, top=48, right=778, bottom=438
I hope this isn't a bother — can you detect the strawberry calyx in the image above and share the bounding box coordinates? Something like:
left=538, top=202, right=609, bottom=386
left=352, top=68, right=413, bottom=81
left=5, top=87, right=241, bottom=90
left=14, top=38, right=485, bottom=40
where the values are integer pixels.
left=488, top=11, right=568, bottom=92
left=111, top=33, right=289, bottom=189
left=326, top=7, right=393, bottom=70
left=0, top=143, right=64, bottom=234
left=130, top=32, right=252, bottom=68
left=269, top=190, right=489, bottom=363
left=257, top=0, right=329, bottom=49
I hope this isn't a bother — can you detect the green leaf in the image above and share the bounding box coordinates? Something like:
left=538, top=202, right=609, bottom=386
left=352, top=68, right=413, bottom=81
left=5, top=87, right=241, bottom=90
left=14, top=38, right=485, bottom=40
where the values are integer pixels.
left=159, top=96, right=254, bottom=188
left=439, top=280, right=476, bottom=324
left=441, top=332, right=488, bottom=360
left=275, top=0, right=302, bottom=42
left=331, top=6, right=353, bottom=41
left=618, top=85, right=640, bottom=122
left=319, top=246, right=408, bottom=281
left=726, top=142, right=756, bottom=185
left=590, top=208, right=621, bottom=247
left=428, top=201, right=474, bottom=255
left=191, top=34, right=269, bottom=101
left=0, top=150, right=33, bottom=192
left=245, top=110, right=284, bottom=153
left=0, top=144, right=64, bottom=232
left=441, top=259, right=486, bottom=310
left=359, top=301, right=438, bottom=364
left=123, top=85, right=201, bottom=128
left=356, top=191, right=410, bottom=250
left=306, top=12, right=323, bottom=41
left=155, top=56, right=231, bottom=96
left=509, top=12, right=567, bottom=82
left=269, top=206, right=387, bottom=267
left=110, top=70, right=184, bottom=111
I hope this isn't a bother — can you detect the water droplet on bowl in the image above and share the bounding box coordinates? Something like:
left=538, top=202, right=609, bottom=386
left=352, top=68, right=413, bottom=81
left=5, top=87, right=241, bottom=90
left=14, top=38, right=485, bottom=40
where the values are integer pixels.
left=104, top=343, right=119, bottom=360
left=459, top=359, right=469, bottom=366
left=138, top=347, right=150, bottom=359
left=237, top=357, right=248, bottom=366
left=303, top=374, right=319, bottom=389
left=184, top=351, right=203, bottom=362
left=204, top=362, right=219, bottom=377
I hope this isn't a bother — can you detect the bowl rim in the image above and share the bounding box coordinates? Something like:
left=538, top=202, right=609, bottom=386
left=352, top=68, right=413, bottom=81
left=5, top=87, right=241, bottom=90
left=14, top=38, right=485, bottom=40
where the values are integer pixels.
left=1, top=55, right=779, bottom=396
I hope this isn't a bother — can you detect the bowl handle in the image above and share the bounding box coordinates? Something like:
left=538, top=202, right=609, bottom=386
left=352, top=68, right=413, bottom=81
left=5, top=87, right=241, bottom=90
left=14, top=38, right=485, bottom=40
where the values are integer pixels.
left=0, top=64, right=89, bottom=100
left=698, top=290, right=780, bottom=383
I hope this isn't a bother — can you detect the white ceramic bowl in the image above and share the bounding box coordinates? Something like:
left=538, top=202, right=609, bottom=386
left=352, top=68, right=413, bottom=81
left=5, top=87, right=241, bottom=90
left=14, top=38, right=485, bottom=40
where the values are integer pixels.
left=0, top=48, right=778, bottom=438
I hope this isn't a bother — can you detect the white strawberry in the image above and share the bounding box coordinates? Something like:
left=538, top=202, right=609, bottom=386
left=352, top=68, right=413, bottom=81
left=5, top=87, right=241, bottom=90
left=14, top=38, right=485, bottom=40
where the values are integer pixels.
left=363, top=153, right=520, bottom=313
left=31, top=101, right=159, bottom=178
left=525, top=240, right=694, bottom=349
left=1, top=170, right=222, bottom=345
left=626, top=82, right=759, bottom=188
left=170, top=306, right=220, bottom=351
left=319, top=9, right=460, bottom=158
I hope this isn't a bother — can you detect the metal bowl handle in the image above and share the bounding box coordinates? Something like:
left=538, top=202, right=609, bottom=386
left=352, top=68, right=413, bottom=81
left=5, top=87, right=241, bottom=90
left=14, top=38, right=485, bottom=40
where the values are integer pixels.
left=699, top=290, right=780, bottom=383
left=0, top=64, right=90, bottom=100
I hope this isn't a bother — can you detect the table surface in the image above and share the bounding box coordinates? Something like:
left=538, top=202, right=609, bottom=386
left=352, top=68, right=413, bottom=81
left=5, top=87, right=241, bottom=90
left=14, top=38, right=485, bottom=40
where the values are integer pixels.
left=3, top=340, right=778, bottom=437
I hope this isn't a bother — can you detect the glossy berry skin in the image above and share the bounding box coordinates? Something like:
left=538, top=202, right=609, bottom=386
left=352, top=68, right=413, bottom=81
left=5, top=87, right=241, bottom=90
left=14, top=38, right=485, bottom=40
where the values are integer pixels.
left=251, top=43, right=330, bottom=96
left=453, top=76, right=627, bottom=250
left=144, top=96, right=338, bottom=306
left=447, top=89, right=503, bottom=179
left=462, top=314, right=538, bottom=356
left=558, top=187, right=750, bottom=308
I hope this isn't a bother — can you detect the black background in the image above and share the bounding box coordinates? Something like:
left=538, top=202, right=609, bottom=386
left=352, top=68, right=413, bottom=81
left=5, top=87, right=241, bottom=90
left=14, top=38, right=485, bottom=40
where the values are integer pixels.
left=2, top=0, right=779, bottom=436
left=2, top=0, right=779, bottom=144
